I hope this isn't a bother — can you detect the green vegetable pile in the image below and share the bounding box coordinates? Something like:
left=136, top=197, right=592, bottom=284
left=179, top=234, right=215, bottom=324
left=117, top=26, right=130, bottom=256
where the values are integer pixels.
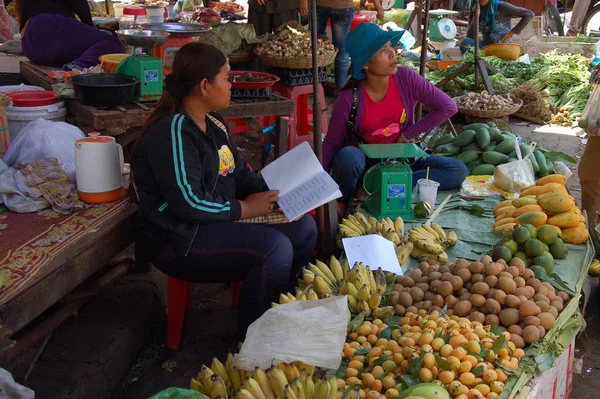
left=421, top=51, right=592, bottom=126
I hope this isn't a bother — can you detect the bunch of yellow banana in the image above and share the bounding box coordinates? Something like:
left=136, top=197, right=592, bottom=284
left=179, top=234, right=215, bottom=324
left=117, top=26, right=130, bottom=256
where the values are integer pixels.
left=191, top=357, right=351, bottom=399
left=337, top=262, right=394, bottom=318
left=590, top=260, right=600, bottom=276
left=337, top=213, right=405, bottom=245
left=299, top=256, right=347, bottom=297
left=407, top=222, right=458, bottom=263
left=274, top=287, right=320, bottom=306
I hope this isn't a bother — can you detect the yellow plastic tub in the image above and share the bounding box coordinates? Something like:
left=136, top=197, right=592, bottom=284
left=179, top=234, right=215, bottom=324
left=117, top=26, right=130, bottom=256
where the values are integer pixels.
left=99, top=54, right=131, bottom=73
left=482, top=43, right=522, bottom=61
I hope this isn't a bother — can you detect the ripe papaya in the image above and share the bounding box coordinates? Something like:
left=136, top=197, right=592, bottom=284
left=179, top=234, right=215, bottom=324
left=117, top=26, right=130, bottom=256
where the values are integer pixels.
left=547, top=209, right=581, bottom=228
left=516, top=211, right=548, bottom=227
left=537, top=183, right=568, bottom=196
left=512, top=197, right=538, bottom=208
left=494, top=199, right=515, bottom=213
left=521, top=185, right=542, bottom=197
left=561, top=222, right=590, bottom=244
left=523, top=195, right=538, bottom=199
left=537, top=174, right=567, bottom=186
left=537, top=189, right=570, bottom=202
left=494, top=217, right=517, bottom=228
left=495, top=206, right=517, bottom=220
left=513, top=204, right=544, bottom=218
left=538, top=195, right=575, bottom=213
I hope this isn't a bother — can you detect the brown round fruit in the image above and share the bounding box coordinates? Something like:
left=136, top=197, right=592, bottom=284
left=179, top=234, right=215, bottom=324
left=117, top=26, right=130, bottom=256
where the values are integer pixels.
left=507, top=266, right=520, bottom=278
left=433, top=294, right=445, bottom=308
left=470, top=262, right=485, bottom=274
left=438, top=281, right=454, bottom=297
left=509, top=257, right=526, bottom=275
left=471, top=274, right=485, bottom=284
left=429, top=271, right=442, bottom=281
left=416, top=283, right=430, bottom=292
left=498, top=277, right=517, bottom=294
left=398, top=276, right=415, bottom=287
left=493, top=290, right=507, bottom=305
left=480, top=255, right=493, bottom=266
left=508, top=325, right=523, bottom=335
left=398, top=292, right=413, bottom=307
left=505, top=295, right=521, bottom=309
left=486, top=298, right=502, bottom=315
left=514, top=277, right=526, bottom=288
left=456, top=268, right=472, bottom=284
left=470, top=294, right=486, bottom=307
left=451, top=276, right=464, bottom=291
left=511, top=334, right=525, bottom=348
left=538, top=312, right=556, bottom=330
left=424, top=291, right=435, bottom=302
left=522, top=269, right=535, bottom=280
left=409, top=268, right=423, bottom=281
left=485, top=262, right=503, bottom=276
left=550, top=300, right=563, bottom=312
left=395, top=304, right=406, bottom=315
left=536, top=301, right=550, bottom=312
left=472, top=282, right=490, bottom=296
left=454, top=300, right=473, bottom=317
left=485, top=275, right=499, bottom=288
left=499, top=308, right=520, bottom=327
left=547, top=306, right=559, bottom=318
left=498, top=272, right=513, bottom=279
left=485, top=314, right=500, bottom=325
left=538, top=326, right=546, bottom=339
left=522, top=315, right=540, bottom=327
left=389, top=291, right=401, bottom=305
left=533, top=294, right=550, bottom=304
left=470, top=311, right=486, bottom=324
left=410, top=287, right=425, bottom=302
left=523, top=325, right=540, bottom=344
left=406, top=306, right=418, bottom=314
left=558, top=291, right=569, bottom=301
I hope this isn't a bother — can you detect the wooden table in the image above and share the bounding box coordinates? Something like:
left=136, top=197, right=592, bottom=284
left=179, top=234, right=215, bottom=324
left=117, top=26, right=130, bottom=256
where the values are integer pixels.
left=0, top=201, right=145, bottom=365
left=19, top=61, right=295, bottom=157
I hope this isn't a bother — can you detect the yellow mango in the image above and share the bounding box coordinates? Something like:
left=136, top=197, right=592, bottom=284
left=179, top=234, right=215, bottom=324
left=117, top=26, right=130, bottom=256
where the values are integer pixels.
left=547, top=209, right=581, bottom=228
left=494, top=217, right=517, bottom=228
left=494, top=199, right=515, bottom=213
left=513, top=204, right=543, bottom=218
left=537, top=183, right=568, bottom=196
left=521, top=185, right=542, bottom=197
left=561, top=222, right=590, bottom=244
left=538, top=196, right=575, bottom=213
left=516, top=211, right=548, bottom=227
left=512, top=197, right=538, bottom=208
left=494, top=223, right=517, bottom=233
left=538, top=190, right=570, bottom=201
left=536, top=174, right=567, bottom=186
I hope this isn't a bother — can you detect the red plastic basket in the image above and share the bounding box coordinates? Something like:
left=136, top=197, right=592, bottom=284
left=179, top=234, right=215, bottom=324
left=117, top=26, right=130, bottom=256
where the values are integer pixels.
left=228, top=71, right=280, bottom=89
left=7, top=90, right=59, bottom=107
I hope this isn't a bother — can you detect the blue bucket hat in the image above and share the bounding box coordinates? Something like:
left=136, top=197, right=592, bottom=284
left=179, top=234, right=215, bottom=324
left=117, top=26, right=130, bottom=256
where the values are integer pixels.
left=346, top=22, right=404, bottom=81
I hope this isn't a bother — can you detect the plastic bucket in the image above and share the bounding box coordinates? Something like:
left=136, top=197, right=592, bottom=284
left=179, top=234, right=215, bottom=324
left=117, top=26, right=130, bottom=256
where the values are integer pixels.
left=145, top=7, right=165, bottom=23
left=7, top=101, right=67, bottom=141
left=0, top=85, right=44, bottom=93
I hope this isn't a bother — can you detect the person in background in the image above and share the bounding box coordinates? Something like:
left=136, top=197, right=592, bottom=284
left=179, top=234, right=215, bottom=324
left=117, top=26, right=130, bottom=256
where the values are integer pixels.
left=323, top=23, right=468, bottom=205
left=248, top=0, right=300, bottom=36
left=14, top=0, right=123, bottom=70
left=314, top=0, right=383, bottom=90
left=567, top=0, right=590, bottom=36
left=0, top=1, right=13, bottom=43
left=131, top=42, right=317, bottom=337
left=459, top=0, right=534, bottom=53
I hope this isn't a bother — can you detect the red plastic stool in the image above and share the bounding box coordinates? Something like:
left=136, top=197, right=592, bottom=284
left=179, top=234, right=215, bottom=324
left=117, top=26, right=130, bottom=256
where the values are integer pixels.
left=226, top=116, right=277, bottom=135
left=272, top=83, right=328, bottom=150
left=167, top=277, right=243, bottom=350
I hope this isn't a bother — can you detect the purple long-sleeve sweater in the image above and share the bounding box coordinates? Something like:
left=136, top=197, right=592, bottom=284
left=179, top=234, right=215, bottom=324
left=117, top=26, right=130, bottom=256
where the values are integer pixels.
left=322, top=67, right=457, bottom=172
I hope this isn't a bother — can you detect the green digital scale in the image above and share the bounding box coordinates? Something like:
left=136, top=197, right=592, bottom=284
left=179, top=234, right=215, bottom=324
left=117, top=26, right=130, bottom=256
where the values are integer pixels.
left=360, top=143, right=428, bottom=219
left=115, top=29, right=167, bottom=102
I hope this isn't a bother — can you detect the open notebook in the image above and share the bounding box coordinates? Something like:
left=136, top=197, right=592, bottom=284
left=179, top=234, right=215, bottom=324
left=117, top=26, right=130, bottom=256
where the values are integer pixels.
left=261, top=142, right=342, bottom=221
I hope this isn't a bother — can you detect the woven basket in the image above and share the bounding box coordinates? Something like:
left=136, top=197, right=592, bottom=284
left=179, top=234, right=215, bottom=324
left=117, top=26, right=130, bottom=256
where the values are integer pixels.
left=454, top=97, right=523, bottom=118
left=257, top=50, right=337, bottom=69
left=229, top=48, right=255, bottom=64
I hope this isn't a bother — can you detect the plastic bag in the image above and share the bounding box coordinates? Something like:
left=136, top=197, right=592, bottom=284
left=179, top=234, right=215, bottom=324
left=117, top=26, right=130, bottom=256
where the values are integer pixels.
left=234, top=296, right=348, bottom=371
left=493, top=140, right=535, bottom=194
left=0, top=368, right=35, bottom=399
left=3, top=118, right=85, bottom=181
left=147, top=388, right=208, bottom=399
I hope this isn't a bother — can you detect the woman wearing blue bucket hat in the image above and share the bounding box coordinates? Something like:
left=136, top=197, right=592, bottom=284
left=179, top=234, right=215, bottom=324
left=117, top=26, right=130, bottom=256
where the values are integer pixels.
left=322, top=22, right=468, bottom=205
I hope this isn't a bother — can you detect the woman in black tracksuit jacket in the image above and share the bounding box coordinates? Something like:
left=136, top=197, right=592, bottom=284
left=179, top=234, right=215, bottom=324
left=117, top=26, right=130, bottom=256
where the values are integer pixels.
left=131, top=43, right=317, bottom=337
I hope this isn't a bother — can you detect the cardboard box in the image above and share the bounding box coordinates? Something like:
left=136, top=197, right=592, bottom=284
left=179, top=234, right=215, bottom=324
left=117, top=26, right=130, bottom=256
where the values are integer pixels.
left=520, top=340, right=575, bottom=399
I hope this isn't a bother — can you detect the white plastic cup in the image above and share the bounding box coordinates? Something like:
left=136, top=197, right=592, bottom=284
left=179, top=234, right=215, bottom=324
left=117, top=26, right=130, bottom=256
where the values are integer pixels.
left=417, top=178, right=440, bottom=210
